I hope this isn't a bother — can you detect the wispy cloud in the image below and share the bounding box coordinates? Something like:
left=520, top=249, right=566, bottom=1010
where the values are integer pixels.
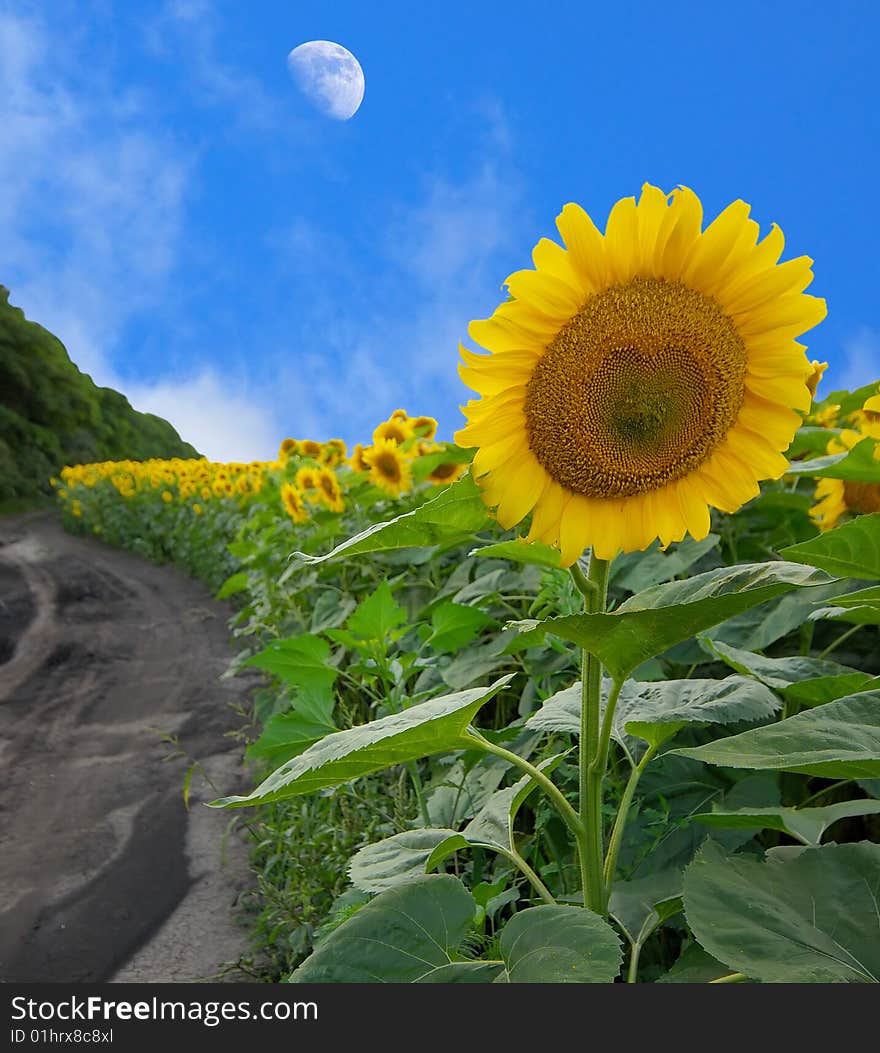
left=265, top=106, right=527, bottom=443
left=0, top=10, right=189, bottom=385
left=0, top=8, right=283, bottom=461
left=143, top=0, right=285, bottom=135
left=833, top=326, right=880, bottom=391
left=127, top=370, right=281, bottom=462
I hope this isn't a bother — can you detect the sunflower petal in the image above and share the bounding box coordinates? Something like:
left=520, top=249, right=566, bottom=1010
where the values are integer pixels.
left=505, top=268, right=584, bottom=320
left=603, top=195, right=639, bottom=285
left=555, top=203, right=605, bottom=292
left=657, top=186, right=703, bottom=278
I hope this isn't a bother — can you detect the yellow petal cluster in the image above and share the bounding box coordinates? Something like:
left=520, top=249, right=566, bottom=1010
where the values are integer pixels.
left=456, top=184, right=827, bottom=564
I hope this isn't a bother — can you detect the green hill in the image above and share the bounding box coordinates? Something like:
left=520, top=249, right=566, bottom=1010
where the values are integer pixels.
left=0, top=286, right=199, bottom=504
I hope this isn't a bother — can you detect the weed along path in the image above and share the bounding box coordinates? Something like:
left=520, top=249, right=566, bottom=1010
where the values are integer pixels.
left=0, top=514, right=254, bottom=982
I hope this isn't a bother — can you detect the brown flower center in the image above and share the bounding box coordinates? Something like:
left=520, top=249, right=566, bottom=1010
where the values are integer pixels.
left=374, top=452, right=402, bottom=482
left=843, top=482, right=880, bottom=515
left=524, top=278, right=747, bottom=497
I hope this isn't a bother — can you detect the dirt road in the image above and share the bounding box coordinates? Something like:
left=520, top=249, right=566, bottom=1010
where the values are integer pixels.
left=0, top=514, right=257, bottom=982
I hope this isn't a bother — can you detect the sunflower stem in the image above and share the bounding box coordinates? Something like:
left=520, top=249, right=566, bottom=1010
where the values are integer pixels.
left=574, top=552, right=611, bottom=914
left=818, top=623, right=861, bottom=659
left=603, top=744, right=657, bottom=901
left=569, top=561, right=597, bottom=601
left=464, top=729, right=584, bottom=842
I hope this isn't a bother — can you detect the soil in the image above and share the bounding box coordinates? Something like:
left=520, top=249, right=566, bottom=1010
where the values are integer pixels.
left=0, top=514, right=259, bottom=983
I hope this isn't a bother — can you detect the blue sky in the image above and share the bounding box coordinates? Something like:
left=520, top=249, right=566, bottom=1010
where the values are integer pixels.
left=3, top=0, right=879, bottom=460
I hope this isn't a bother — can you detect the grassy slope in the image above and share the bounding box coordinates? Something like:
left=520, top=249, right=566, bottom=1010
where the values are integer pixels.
left=0, top=285, right=200, bottom=503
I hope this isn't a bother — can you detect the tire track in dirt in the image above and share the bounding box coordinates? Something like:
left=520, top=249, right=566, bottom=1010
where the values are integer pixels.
left=0, top=514, right=259, bottom=982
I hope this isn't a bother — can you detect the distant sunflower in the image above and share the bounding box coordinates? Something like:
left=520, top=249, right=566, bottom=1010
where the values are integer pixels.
left=320, top=438, right=348, bottom=467
left=373, top=418, right=413, bottom=446
left=296, top=466, right=318, bottom=492
left=806, top=361, right=828, bottom=398
left=408, top=415, right=439, bottom=440
left=365, top=438, right=412, bottom=496
left=280, top=483, right=310, bottom=524
left=456, top=183, right=826, bottom=564
left=811, top=397, right=880, bottom=529
left=278, top=438, right=299, bottom=461
left=300, top=439, right=323, bottom=460
left=349, top=443, right=370, bottom=473
left=315, top=467, right=345, bottom=512
left=426, top=460, right=467, bottom=486
left=846, top=391, right=880, bottom=436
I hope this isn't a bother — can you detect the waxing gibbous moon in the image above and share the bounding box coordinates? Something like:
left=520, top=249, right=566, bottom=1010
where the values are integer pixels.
left=287, top=40, right=365, bottom=120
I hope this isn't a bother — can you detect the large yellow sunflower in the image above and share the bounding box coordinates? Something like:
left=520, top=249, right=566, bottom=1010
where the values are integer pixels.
left=455, top=183, right=826, bottom=564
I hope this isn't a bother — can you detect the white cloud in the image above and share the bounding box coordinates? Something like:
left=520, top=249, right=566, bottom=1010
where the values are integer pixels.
left=0, top=10, right=190, bottom=387
left=834, top=326, right=880, bottom=391
left=143, top=0, right=285, bottom=135
left=127, top=370, right=281, bottom=462
left=265, top=116, right=527, bottom=444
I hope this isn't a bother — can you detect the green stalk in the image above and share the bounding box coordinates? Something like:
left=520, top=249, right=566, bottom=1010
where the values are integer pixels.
left=499, top=847, right=558, bottom=906
left=626, top=940, right=642, bottom=984
left=602, top=744, right=657, bottom=902
left=465, top=730, right=584, bottom=842
left=407, top=760, right=431, bottom=828
left=818, top=623, right=861, bottom=659
left=571, top=554, right=610, bottom=913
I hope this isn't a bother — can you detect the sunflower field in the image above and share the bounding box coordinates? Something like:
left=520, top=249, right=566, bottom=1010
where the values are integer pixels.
left=57, top=187, right=880, bottom=983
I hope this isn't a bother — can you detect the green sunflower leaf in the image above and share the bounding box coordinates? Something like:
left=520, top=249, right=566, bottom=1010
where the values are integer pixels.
left=610, top=534, right=721, bottom=593
left=672, top=690, right=880, bottom=778
left=244, top=633, right=338, bottom=708
left=289, top=875, right=502, bottom=983
left=346, top=580, right=407, bottom=641
left=703, top=637, right=880, bottom=707
left=781, top=511, right=880, bottom=578
left=682, top=840, right=880, bottom=982
left=348, top=829, right=462, bottom=894
left=783, top=436, right=880, bottom=481
left=510, top=560, right=832, bottom=679
left=452, top=753, right=569, bottom=857
left=215, top=570, right=249, bottom=599
left=426, top=600, right=495, bottom=653
left=246, top=708, right=337, bottom=766
left=525, top=676, right=779, bottom=748
left=469, top=538, right=563, bottom=568
left=608, top=870, right=684, bottom=947
left=496, top=905, right=622, bottom=983
left=292, top=473, right=492, bottom=564
left=210, top=674, right=514, bottom=807
left=691, top=800, right=880, bottom=846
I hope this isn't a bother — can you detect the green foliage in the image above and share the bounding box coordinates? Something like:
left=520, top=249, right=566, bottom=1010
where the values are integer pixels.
left=513, top=562, right=833, bottom=679
left=289, top=875, right=500, bottom=983
left=691, top=800, right=880, bottom=845
left=55, top=375, right=880, bottom=983
left=781, top=512, right=880, bottom=578
left=683, top=841, right=880, bottom=982
left=496, top=905, right=622, bottom=983
left=526, top=676, right=780, bottom=749
left=674, top=690, right=880, bottom=778
left=213, top=677, right=513, bottom=807
left=0, top=286, right=198, bottom=500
